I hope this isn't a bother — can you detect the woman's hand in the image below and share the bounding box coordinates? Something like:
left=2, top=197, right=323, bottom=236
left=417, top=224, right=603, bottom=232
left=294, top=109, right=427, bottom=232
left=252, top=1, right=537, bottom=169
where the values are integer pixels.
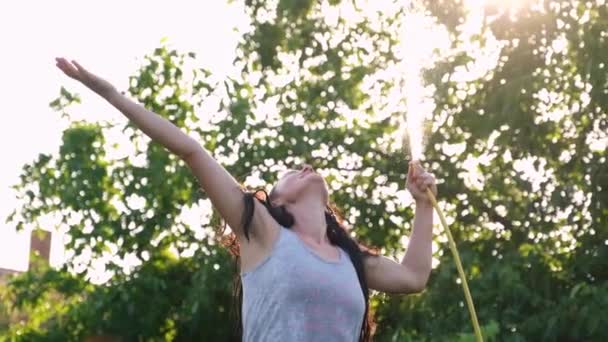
left=406, top=161, right=438, bottom=206
left=55, top=57, right=117, bottom=97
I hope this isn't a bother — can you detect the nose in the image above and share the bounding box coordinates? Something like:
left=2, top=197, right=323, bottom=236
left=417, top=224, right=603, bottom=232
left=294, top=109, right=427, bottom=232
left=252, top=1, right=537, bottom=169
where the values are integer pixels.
left=301, top=164, right=314, bottom=173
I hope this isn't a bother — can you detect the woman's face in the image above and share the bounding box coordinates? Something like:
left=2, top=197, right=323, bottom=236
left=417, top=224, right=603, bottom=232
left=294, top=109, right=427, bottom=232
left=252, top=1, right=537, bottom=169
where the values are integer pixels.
left=272, top=164, right=328, bottom=205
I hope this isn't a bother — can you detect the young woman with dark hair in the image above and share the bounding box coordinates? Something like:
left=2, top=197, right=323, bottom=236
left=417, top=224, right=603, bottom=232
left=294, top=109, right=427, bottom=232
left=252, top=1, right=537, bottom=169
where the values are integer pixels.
left=56, top=58, right=437, bottom=342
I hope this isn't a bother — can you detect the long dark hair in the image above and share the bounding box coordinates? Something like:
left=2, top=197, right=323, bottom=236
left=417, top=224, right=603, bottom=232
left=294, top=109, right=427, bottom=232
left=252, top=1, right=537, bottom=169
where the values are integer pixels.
left=219, top=188, right=380, bottom=341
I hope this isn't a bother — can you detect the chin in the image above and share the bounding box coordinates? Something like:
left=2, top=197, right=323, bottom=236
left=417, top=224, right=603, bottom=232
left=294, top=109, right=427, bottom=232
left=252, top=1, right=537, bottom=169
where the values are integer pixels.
left=307, top=173, right=326, bottom=186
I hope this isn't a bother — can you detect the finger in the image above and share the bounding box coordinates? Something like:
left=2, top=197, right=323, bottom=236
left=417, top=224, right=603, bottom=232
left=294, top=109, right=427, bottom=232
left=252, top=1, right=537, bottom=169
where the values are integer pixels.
left=409, top=166, right=419, bottom=183
left=62, top=62, right=81, bottom=79
left=422, top=173, right=435, bottom=183
left=422, top=173, right=434, bottom=182
left=72, top=60, right=87, bottom=73
left=56, top=58, right=77, bottom=74
left=414, top=163, right=425, bottom=175
left=55, top=57, right=65, bottom=68
left=408, top=164, right=413, bottom=179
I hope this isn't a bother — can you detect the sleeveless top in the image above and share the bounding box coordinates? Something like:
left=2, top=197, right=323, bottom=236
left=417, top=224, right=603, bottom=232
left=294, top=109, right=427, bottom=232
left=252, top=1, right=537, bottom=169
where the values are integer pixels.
left=240, top=225, right=366, bottom=342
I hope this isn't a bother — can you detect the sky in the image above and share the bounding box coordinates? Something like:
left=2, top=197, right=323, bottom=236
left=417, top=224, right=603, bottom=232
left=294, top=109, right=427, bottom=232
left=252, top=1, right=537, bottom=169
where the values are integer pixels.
left=0, top=0, right=248, bottom=271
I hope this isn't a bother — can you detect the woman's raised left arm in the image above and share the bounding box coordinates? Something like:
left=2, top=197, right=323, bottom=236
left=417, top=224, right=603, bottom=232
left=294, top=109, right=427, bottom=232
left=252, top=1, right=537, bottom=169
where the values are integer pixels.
left=364, top=162, right=436, bottom=294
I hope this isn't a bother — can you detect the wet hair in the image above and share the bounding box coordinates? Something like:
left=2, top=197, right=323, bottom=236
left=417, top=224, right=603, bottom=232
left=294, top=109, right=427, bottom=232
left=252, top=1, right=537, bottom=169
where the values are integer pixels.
left=219, top=188, right=380, bottom=342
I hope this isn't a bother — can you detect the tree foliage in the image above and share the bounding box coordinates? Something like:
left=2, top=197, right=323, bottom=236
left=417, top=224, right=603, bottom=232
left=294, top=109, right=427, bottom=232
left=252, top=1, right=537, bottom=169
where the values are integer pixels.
left=2, top=0, right=607, bottom=341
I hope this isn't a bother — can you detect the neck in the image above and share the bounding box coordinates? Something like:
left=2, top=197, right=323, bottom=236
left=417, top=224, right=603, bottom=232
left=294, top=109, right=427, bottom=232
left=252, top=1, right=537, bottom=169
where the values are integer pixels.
left=286, top=194, right=328, bottom=245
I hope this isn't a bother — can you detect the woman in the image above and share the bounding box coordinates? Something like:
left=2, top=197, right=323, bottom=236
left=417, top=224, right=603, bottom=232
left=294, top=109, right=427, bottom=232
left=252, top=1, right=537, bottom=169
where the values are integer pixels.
left=55, top=57, right=437, bottom=342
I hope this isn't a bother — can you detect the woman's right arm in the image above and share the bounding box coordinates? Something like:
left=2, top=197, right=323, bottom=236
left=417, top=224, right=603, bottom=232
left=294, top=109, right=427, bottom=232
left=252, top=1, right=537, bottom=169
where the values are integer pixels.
left=54, top=58, right=274, bottom=243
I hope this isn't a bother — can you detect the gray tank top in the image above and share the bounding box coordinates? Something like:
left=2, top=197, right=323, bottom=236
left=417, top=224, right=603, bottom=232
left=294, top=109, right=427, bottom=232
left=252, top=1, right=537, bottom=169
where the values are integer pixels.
left=240, top=225, right=366, bottom=342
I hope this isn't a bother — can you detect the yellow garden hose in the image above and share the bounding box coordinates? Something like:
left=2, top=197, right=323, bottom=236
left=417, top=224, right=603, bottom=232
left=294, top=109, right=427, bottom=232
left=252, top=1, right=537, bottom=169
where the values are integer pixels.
left=426, top=188, right=483, bottom=342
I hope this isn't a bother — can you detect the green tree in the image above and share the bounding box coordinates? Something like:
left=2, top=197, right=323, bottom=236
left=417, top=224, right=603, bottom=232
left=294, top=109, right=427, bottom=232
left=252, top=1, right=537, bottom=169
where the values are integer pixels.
left=2, top=0, right=606, bottom=341
left=376, top=0, right=607, bottom=341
